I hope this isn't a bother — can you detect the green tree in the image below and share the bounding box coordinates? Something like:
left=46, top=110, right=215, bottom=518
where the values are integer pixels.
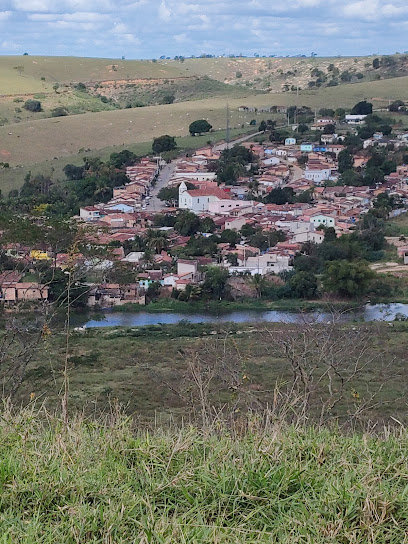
left=174, top=210, right=201, bottom=236
left=298, top=123, right=309, bottom=134
left=202, top=267, right=229, bottom=299
left=323, top=227, right=337, bottom=242
left=339, top=169, right=364, bottom=187
left=200, top=217, right=216, bottom=233
left=152, top=135, right=177, bottom=154
left=218, top=229, right=239, bottom=247
left=351, top=101, right=373, bottom=115
left=189, top=120, right=212, bottom=136
left=289, top=271, right=318, bottom=299
left=63, top=164, right=85, bottom=180
left=338, top=149, right=354, bottom=173
left=259, top=120, right=267, bottom=132
left=250, top=274, right=268, bottom=299
left=109, top=150, right=137, bottom=168
left=158, top=186, right=179, bottom=206
left=323, top=124, right=336, bottom=135
left=264, top=187, right=295, bottom=205
left=323, top=260, right=374, bottom=298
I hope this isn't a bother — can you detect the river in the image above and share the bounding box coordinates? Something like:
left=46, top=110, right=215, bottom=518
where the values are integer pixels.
left=81, top=303, right=408, bottom=328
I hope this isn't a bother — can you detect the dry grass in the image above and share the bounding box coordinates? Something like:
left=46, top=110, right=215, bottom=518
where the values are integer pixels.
left=0, top=96, right=265, bottom=167
left=1, top=73, right=408, bottom=169
left=0, top=56, right=188, bottom=94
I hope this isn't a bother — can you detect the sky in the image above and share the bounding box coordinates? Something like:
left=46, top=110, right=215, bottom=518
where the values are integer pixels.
left=0, top=0, right=407, bottom=59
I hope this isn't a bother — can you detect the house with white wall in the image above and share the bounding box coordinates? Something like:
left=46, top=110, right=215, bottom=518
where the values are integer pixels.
left=179, top=182, right=230, bottom=213
left=310, top=213, right=336, bottom=228
left=305, top=166, right=332, bottom=184
left=80, top=207, right=102, bottom=222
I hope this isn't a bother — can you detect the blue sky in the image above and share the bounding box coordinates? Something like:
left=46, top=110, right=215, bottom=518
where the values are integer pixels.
left=0, top=0, right=407, bottom=59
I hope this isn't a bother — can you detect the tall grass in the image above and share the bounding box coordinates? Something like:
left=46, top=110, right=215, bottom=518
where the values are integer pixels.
left=0, top=405, right=407, bottom=543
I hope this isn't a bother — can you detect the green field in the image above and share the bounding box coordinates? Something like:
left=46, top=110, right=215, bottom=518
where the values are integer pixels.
left=0, top=96, right=270, bottom=168
left=2, top=73, right=408, bottom=170
left=0, top=125, right=258, bottom=195
left=17, top=322, right=408, bottom=425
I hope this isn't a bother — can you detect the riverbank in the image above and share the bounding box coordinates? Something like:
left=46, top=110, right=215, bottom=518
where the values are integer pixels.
left=111, top=298, right=362, bottom=314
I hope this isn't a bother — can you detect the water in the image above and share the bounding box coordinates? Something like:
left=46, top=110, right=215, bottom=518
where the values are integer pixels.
left=81, top=303, right=408, bottom=328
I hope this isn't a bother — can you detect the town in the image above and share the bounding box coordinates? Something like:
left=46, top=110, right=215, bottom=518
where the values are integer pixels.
left=1, top=101, right=408, bottom=307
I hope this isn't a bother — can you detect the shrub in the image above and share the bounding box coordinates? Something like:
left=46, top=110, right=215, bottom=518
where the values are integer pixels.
left=51, top=107, right=68, bottom=117
left=23, top=99, right=42, bottom=112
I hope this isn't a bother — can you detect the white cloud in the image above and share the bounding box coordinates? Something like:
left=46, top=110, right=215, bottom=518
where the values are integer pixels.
left=112, top=22, right=129, bottom=33
left=29, top=11, right=110, bottom=21
left=342, top=0, right=408, bottom=20
left=12, top=0, right=54, bottom=11
left=174, top=32, right=188, bottom=42
left=158, top=1, right=171, bottom=21
left=3, top=0, right=408, bottom=58
left=12, top=0, right=114, bottom=12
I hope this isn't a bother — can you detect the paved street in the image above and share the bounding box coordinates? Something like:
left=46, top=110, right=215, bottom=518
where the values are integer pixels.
left=148, top=161, right=177, bottom=212
left=213, top=131, right=262, bottom=152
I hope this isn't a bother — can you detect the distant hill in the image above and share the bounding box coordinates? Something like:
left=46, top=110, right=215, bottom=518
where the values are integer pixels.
left=1, top=53, right=408, bottom=192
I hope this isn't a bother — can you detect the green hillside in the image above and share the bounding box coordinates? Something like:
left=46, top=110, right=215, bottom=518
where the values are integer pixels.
left=2, top=54, right=408, bottom=193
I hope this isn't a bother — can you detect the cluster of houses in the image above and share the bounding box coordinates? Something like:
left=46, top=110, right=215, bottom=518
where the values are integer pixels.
left=80, top=158, right=160, bottom=222
left=2, top=120, right=408, bottom=307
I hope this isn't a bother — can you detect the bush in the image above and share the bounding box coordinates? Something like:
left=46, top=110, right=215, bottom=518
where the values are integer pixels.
left=23, top=99, right=42, bottom=112
left=75, top=82, right=87, bottom=92
left=51, top=107, right=68, bottom=117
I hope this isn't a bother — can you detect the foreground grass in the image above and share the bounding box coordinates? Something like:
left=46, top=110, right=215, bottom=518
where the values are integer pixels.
left=0, top=407, right=407, bottom=543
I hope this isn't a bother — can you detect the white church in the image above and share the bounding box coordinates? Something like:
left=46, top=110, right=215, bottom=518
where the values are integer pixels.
left=178, top=182, right=255, bottom=215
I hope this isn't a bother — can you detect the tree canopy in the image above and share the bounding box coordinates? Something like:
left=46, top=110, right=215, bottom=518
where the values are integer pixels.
left=351, top=101, right=373, bottom=115
left=152, top=135, right=177, bottom=154
left=189, top=119, right=212, bottom=136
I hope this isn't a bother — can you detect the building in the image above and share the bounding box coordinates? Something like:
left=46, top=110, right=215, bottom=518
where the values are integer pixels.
left=0, top=282, right=49, bottom=303
left=345, top=114, right=367, bottom=125
left=305, top=165, right=332, bottom=184
left=300, top=143, right=313, bottom=153
left=88, top=284, right=145, bottom=307
left=178, top=182, right=230, bottom=213
left=285, top=137, right=296, bottom=146
left=80, top=206, right=102, bottom=222
left=310, top=213, right=336, bottom=228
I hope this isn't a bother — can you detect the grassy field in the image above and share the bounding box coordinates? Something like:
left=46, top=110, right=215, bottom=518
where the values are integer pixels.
left=0, top=125, right=258, bottom=195
left=1, top=74, right=408, bottom=167
left=3, top=72, right=408, bottom=171
left=0, top=56, right=189, bottom=94
left=0, top=96, right=267, bottom=168
left=0, top=407, right=408, bottom=543
left=17, top=321, right=408, bottom=425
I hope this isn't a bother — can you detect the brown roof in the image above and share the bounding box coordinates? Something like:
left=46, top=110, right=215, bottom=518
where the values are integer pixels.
left=187, top=189, right=230, bottom=199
